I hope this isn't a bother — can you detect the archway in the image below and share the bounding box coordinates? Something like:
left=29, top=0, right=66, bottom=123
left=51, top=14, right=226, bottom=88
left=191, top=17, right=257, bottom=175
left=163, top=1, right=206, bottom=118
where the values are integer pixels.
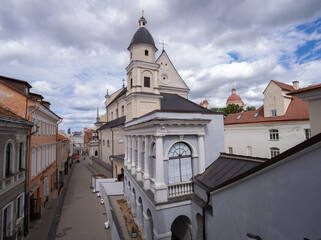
left=144, top=209, right=154, bottom=240
left=171, top=215, right=192, bottom=240
left=136, top=197, right=144, bottom=228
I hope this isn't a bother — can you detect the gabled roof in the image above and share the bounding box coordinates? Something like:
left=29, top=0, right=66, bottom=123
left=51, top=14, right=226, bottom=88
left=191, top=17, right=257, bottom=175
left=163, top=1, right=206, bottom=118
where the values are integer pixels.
left=194, top=153, right=267, bottom=191
left=224, top=96, right=309, bottom=125
left=195, top=131, right=321, bottom=193
left=263, top=80, right=294, bottom=94
left=0, top=106, right=33, bottom=126
left=107, top=87, right=127, bottom=107
left=98, top=116, right=126, bottom=130
left=160, top=93, right=213, bottom=113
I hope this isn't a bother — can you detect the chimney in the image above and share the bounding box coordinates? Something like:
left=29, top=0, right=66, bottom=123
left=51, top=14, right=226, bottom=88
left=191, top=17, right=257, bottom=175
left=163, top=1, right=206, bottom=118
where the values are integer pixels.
left=293, top=81, right=299, bottom=90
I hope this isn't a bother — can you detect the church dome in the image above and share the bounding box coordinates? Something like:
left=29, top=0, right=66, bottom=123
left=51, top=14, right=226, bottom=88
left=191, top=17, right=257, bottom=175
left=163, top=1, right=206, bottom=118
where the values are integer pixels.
left=128, top=13, right=156, bottom=50
left=130, top=27, right=155, bottom=46
left=226, top=88, right=244, bottom=107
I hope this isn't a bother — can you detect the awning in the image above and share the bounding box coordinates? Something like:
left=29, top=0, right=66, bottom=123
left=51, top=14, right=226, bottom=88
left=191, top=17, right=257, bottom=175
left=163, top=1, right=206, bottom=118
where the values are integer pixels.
left=29, top=184, right=39, bottom=195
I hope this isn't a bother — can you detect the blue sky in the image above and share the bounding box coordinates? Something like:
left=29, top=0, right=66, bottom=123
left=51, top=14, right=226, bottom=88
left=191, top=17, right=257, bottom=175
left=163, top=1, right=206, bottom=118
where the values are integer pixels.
left=0, top=0, right=321, bottom=132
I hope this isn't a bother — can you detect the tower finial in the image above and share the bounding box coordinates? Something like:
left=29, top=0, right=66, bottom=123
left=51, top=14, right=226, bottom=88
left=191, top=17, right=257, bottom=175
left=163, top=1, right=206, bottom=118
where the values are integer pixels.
left=142, top=9, right=144, bottom=16
left=159, top=40, right=167, bottom=51
left=122, top=78, right=125, bottom=88
left=96, top=107, right=100, bottom=122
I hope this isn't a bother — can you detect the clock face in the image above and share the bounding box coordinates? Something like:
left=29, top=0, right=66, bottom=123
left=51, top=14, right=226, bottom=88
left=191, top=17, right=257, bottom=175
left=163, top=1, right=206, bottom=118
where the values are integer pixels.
left=160, top=73, right=170, bottom=85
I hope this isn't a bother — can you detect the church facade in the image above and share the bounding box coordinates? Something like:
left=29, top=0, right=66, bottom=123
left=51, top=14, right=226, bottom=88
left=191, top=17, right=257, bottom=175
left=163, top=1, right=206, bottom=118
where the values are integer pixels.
left=96, top=14, right=224, bottom=239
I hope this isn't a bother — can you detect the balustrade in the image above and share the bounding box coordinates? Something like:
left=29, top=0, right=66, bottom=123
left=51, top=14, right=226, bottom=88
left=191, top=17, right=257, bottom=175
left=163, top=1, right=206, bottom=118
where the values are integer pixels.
left=168, top=181, right=193, bottom=197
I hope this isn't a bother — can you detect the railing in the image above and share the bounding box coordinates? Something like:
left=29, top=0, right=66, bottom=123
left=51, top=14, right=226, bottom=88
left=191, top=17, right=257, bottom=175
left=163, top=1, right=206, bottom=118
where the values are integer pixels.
left=168, top=181, right=193, bottom=197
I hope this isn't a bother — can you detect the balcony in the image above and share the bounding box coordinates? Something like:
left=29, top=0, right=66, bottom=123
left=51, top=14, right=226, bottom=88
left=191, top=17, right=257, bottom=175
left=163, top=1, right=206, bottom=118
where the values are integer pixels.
left=168, top=181, right=193, bottom=198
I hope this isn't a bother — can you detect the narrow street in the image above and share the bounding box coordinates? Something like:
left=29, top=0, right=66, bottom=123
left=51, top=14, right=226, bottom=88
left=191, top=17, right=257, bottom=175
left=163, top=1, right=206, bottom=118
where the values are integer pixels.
left=55, top=157, right=111, bottom=240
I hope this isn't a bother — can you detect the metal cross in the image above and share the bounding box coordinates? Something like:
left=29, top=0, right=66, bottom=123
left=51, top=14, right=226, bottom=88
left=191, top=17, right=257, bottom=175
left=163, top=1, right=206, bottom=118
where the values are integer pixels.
left=159, top=40, right=167, bottom=50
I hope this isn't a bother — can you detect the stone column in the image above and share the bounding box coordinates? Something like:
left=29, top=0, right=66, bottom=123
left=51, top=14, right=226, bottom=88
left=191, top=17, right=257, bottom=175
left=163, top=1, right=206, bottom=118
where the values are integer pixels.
left=198, top=135, right=205, bottom=174
left=127, top=136, right=132, bottom=170
left=136, top=136, right=143, bottom=181
left=154, top=136, right=167, bottom=203
left=143, top=136, right=150, bottom=190
left=131, top=136, right=136, bottom=175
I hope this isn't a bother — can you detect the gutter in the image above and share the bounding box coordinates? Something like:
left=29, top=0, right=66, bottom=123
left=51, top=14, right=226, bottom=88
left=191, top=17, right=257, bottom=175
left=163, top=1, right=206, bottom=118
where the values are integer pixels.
left=110, top=128, right=114, bottom=178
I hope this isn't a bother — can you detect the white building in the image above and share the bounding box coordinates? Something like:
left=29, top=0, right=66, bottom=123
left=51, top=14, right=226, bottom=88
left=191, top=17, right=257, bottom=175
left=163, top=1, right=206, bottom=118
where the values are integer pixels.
left=225, top=80, right=310, bottom=158
left=97, top=14, right=225, bottom=239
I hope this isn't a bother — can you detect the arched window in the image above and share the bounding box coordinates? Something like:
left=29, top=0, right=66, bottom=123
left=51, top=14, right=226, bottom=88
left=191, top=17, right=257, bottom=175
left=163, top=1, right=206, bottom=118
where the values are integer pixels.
left=168, top=142, right=192, bottom=184
left=5, top=142, right=14, bottom=177
left=95, top=150, right=98, bottom=156
left=151, top=143, right=156, bottom=178
left=107, top=140, right=110, bottom=147
left=270, top=147, right=280, bottom=158
left=103, top=140, right=105, bottom=146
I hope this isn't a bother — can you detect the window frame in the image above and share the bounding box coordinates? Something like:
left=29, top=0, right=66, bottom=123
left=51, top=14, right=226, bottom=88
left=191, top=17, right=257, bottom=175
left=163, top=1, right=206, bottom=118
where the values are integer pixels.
left=271, top=109, right=277, bottom=117
left=270, top=147, right=280, bottom=158
left=168, top=142, right=193, bottom=184
left=145, top=50, right=149, bottom=56
left=269, top=129, right=279, bottom=141
left=305, top=128, right=311, bottom=140
left=4, top=140, right=15, bottom=178
left=2, top=201, right=13, bottom=238
left=144, top=77, right=150, bottom=88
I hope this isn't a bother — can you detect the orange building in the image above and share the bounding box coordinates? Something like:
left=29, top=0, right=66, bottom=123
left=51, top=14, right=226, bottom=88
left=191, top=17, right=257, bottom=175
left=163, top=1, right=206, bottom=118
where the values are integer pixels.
left=0, top=75, right=61, bottom=226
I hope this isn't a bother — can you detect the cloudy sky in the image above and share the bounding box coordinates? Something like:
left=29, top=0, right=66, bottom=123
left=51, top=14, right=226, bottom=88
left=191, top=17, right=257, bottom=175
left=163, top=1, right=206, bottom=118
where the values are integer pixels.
left=1, top=0, right=321, bottom=132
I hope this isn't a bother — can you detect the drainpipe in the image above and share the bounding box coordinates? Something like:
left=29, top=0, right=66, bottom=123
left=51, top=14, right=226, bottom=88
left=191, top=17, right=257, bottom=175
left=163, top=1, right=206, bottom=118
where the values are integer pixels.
left=111, top=128, right=114, bottom=178
left=56, top=119, right=63, bottom=193
left=202, top=191, right=210, bottom=240
left=24, top=101, right=40, bottom=237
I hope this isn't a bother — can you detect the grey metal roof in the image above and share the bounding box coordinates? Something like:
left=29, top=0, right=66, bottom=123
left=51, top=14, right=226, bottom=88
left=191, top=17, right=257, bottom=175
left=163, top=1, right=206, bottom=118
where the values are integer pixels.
left=195, top=153, right=267, bottom=190
left=111, top=154, right=125, bottom=161
left=129, top=27, right=155, bottom=47
left=98, top=116, right=126, bottom=130
left=160, top=93, right=213, bottom=113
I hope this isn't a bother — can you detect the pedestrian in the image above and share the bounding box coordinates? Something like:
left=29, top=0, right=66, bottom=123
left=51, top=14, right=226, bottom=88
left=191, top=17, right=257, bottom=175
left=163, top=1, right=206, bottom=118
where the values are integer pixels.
left=83, top=157, right=85, bottom=161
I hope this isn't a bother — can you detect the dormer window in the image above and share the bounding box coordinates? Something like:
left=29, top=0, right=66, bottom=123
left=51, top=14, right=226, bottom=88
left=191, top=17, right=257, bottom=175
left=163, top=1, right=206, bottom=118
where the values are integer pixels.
left=237, top=114, right=242, bottom=120
left=254, top=112, right=259, bottom=118
left=145, top=50, right=149, bottom=56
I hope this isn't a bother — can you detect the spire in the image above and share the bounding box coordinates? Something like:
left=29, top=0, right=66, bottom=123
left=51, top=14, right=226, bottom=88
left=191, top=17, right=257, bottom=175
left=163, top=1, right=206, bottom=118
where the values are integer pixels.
left=138, top=10, right=147, bottom=28
left=122, top=79, right=125, bottom=88
left=96, top=107, right=100, bottom=122
left=105, top=89, right=109, bottom=99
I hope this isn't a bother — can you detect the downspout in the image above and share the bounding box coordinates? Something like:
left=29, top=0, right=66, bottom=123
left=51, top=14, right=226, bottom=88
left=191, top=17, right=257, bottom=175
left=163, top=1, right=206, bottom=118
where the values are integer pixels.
left=111, top=128, right=114, bottom=178
left=202, top=191, right=210, bottom=240
left=56, top=119, right=63, bottom=193
left=24, top=100, right=40, bottom=236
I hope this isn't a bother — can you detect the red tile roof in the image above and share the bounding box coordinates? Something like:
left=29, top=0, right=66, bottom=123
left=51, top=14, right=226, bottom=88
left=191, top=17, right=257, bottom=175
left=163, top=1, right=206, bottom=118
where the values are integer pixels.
left=58, top=134, right=69, bottom=141
left=263, top=80, right=294, bottom=94
left=0, top=106, right=33, bottom=125
left=288, top=83, right=321, bottom=95
left=224, top=96, right=309, bottom=125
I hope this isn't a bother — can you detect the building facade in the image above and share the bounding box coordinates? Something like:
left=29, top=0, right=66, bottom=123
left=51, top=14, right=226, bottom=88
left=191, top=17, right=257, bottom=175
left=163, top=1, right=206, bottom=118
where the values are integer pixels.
left=0, top=107, right=32, bottom=240
left=225, top=80, right=310, bottom=158
left=0, top=75, right=61, bottom=229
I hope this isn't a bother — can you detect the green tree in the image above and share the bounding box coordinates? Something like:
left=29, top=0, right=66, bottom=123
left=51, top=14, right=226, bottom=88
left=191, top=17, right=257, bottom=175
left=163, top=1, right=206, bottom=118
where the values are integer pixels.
left=224, top=104, right=244, bottom=116
left=245, top=106, right=256, bottom=111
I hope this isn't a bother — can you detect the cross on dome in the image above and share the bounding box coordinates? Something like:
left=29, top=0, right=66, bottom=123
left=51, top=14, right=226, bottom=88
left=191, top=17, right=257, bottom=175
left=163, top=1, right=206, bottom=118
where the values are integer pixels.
left=159, top=40, right=167, bottom=50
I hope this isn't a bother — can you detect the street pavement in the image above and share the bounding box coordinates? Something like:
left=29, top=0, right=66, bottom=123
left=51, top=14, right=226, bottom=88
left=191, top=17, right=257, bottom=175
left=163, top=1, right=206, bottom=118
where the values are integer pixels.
left=55, top=156, right=111, bottom=240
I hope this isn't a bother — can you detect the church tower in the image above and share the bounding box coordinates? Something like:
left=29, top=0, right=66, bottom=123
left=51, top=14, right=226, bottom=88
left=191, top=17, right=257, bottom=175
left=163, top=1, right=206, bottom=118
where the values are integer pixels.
left=126, top=12, right=161, bottom=121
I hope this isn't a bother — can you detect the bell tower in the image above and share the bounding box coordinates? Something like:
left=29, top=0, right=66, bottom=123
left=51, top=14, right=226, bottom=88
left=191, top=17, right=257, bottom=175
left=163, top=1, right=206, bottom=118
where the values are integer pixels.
left=125, top=13, right=161, bottom=122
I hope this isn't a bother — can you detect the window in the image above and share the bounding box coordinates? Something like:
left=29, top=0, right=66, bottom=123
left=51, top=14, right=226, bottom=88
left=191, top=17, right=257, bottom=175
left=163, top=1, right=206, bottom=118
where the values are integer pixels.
left=145, top=50, right=149, bottom=56
left=2, top=202, right=13, bottom=238
left=103, top=140, right=105, bottom=146
left=31, top=148, right=36, bottom=177
left=228, top=147, right=233, bottom=154
left=271, top=110, right=277, bottom=116
left=168, top=142, right=192, bottom=184
left=305, top=129, right=311, bottom=140
left=237, top=114, right=242, bottom=120
left=144, top=77, right=150, bottom=88
left=111, top=112, right=113, bottom=120
left=254, top=112, right=259, bottom=118
left=116, top=109, right=118, bottom=118
left=269, top=129, right=279, bottom=140
left=121, top=105, right=124, bottom=116
left=18, top=142, right=24, bottom=171
left=130, top=78, right=133, bottom=89
left=270, top=147, right=280, bottom=158
left=16, top=194, right=24, bottom=220
left=5, top=142, right=14, bottom=177
left=107, top=140, right=110, bottom=147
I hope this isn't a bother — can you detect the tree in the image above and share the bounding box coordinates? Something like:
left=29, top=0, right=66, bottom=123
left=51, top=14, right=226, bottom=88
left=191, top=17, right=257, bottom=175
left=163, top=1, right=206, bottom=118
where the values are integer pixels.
left=246, top=106, right=256, bottom=112
left=224, top=104, right=244, bottom=116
